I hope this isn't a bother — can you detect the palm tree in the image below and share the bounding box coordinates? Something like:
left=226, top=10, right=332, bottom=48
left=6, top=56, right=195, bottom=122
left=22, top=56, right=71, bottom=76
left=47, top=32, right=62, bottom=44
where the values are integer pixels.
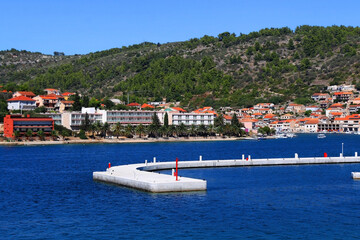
left=135, top=124, right=145, bottom=138
left=124, top=124, right=133, bottom=138
left=26, top=129, right=33, bottom=141
left=51, top=130, right=58, bottom=140
left=147, top=124, right=158, bottom=138
left=168, top=125, right=177, bottom=137
left=216, top=124, right=225, bottom=137
left=197, top=124, right=208, bottom=137
left=102, top=122, right=110, bottom=138
left=13, top=130, right=20, bottom=141
left=90, top=123, right=97, bottom=138
left=112, top=122, right=123, bottom=138
left=94, top=121, right=102, bottom=137
left=176, top=123, right=187, bottom=137
left=159, top=125, right=168, bottom=138
left=189, top=124, right=197, bottom=137
left=208, top=125, right=215, bottom=137
left=37, top=130, right=45, bottom=141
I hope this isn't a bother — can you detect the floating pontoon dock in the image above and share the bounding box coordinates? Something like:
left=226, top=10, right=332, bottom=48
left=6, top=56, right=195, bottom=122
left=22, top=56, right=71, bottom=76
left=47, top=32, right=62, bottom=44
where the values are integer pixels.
left=93, top=153, right=360, bottom=193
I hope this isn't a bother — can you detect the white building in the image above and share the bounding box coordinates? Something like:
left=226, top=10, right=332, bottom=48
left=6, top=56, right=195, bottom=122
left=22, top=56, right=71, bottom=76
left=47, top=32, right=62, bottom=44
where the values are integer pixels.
left=62, top=111, right=102, bottom=131
left=99, top=109, right=163, bottom=126
left=7, top=96, right=36, bottom=111
left=169, top=112, right=215, bottom=126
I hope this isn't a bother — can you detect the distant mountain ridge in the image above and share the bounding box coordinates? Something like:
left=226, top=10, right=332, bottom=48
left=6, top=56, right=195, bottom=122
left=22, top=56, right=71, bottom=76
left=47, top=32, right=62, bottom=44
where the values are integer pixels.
left=1, top=25, right=360, bottom=108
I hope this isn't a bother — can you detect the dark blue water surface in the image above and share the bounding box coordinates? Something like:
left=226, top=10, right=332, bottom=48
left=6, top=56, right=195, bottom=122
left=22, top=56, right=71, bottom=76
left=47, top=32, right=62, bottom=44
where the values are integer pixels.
left=1, top=134, right=360, bottom=239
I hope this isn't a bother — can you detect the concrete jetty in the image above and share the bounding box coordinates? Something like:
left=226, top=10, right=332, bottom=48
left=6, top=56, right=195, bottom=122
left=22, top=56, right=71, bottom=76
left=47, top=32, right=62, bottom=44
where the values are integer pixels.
left=93, top=153, right=360, bottom=193
left=352, top=172, right=360, bottom=179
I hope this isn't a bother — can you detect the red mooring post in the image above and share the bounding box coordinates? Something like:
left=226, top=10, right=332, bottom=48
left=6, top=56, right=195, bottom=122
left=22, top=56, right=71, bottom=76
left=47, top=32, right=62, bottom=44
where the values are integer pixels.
left=324, top=152, right=328, bottom=157
left=108, top=162, right=111, bottom=169
left=176, top=157, right=178, bottom=181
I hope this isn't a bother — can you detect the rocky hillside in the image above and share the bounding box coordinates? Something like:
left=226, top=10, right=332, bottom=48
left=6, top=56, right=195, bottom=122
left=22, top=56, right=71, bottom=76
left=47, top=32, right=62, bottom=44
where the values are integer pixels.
left=1, top=25, right=360, bottom=108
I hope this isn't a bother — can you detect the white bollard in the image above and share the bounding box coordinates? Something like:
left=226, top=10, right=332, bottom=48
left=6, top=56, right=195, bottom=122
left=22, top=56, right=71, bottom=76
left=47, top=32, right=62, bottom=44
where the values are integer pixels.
left=248, top=155, right=251, bottom=160
left=199, top=155, right=202, bottom=161
left=295, top=153, right=298, bottom=159
left=172, top=169, right=175, bottom=176
left=145, top=160, right=147, bottom=165
left=340, top=153, right=343, bottom=157
left=242, top=154, right=245, bottom=160
left=355, top=152, right=358, bottom=157
left=153, top=157, right=156, bottom=163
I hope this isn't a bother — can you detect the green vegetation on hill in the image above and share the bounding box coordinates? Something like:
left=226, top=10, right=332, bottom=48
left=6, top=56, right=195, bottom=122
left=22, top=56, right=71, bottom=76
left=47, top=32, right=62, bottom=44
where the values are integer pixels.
left=2, top=25, right=360, bottom=108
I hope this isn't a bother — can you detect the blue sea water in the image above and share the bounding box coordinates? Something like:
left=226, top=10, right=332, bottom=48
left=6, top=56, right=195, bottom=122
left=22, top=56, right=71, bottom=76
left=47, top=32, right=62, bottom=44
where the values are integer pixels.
left=1, top=134, right=360, bottom=239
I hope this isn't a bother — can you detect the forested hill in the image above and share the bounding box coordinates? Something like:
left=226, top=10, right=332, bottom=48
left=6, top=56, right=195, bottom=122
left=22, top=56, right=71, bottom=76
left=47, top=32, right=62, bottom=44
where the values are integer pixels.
left=2, top=25, right=360, bottom=108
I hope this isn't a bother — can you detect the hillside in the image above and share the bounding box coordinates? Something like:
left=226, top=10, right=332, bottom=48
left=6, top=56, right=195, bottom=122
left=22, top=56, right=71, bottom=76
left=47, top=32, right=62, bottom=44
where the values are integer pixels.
left=2, top=25, right=360, bottom=108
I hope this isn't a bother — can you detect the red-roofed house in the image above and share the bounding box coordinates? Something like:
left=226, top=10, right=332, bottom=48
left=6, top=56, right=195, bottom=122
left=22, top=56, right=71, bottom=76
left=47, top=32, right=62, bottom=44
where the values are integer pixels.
left=223, top=114, right=233, bottom=124
left=352, top=97, right=360, bottom=105
left=240, top=118, right=257, bottom=132
left=304, top=119, right=319, bottom=132
left=311, top=93, right=330, bottom=101
left=62, top=92, right=76, bottom=100
left=12, top=91, right=36, bottom=98
left=127, top=102, right=141, bottom=108
left=33, top=95, right=63, bottom=110
left=7, top=96, right=36, bottom=111
left=57, top=100, right=74, bottom=112
left=285, top=104, right=306, bottom=114
left=44, top=88, right=61, bottom=95
left=334, top=114, right=360, bottom=132
left=141, top=103, right=155, bottom=109
left=263, top=114, right=277, bottom=122
left=333, top=92, right=353, bottom=101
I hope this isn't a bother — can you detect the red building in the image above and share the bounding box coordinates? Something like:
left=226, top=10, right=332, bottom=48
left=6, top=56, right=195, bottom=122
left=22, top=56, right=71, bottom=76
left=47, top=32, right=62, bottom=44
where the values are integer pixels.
left=3, top=115, right=54, bottom=138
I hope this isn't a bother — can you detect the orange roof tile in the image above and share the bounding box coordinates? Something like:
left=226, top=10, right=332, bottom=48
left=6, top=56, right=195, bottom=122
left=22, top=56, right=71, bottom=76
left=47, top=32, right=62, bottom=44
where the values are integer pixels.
left=334, top=91, right=353, bottom=95
left=305, top=119, right=319, bottom=124
left=45, top=88, right=59, bottom=91
left=223, top=115, right=232, bottom=120
left=127, top=102, right=140, bottom=107
left=172, top=107, right=186, bottom=112
left=62, top=92, right=75, bottom=96
left=17, top=91, right=36, bottom=97
left=330, top=112, right=343, bottom=116
left=141, top=103, right=155, bottom=109
left=7, top=96, right=35, bottom=102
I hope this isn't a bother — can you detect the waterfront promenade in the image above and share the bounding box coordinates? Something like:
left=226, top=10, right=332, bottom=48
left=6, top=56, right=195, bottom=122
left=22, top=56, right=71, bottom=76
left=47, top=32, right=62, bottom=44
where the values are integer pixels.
left=93, top=153, right=360, bottom=192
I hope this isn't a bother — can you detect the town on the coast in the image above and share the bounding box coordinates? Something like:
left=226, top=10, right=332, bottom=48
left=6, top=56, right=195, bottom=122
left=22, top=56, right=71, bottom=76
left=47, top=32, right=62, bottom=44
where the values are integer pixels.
left=1, top=83, right=360, bottom=142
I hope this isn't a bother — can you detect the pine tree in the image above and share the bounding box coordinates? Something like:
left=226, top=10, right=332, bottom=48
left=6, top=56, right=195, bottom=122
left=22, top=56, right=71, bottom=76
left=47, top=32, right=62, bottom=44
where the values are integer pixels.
left=164, top=112, right=169, bottom=127
left=72, top=93, right=82, bottom=111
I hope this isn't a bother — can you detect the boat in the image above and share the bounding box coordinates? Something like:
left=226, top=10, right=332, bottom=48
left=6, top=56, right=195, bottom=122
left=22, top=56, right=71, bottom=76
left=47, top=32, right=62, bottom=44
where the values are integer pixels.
left=317, top=133, right=326, bottom=139
left=275, top=133, right=288, bottom=139
left=286, top=133, right=296, bottom=138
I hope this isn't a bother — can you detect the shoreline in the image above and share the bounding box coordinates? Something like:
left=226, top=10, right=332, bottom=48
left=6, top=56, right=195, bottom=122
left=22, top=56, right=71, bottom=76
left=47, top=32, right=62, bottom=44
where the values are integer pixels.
left=0, top=136, right=274, bottom=146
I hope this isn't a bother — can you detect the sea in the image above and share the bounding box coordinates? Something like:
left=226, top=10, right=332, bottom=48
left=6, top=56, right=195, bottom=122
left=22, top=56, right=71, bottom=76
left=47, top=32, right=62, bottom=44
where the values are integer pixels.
left=1, top=134, right=360, bottom=239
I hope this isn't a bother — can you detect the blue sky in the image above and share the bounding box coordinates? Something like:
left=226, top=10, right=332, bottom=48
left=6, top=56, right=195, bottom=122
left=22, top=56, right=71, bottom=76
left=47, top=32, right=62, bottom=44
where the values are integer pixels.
left=1, top=0, right=359, bottom=55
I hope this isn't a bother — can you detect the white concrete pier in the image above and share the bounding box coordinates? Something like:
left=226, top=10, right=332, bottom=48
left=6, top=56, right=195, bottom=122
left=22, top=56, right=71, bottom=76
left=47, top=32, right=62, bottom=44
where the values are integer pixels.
left=352, top=172, right=360, bottom=179
left=93, top=154, right=360, bottom=193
